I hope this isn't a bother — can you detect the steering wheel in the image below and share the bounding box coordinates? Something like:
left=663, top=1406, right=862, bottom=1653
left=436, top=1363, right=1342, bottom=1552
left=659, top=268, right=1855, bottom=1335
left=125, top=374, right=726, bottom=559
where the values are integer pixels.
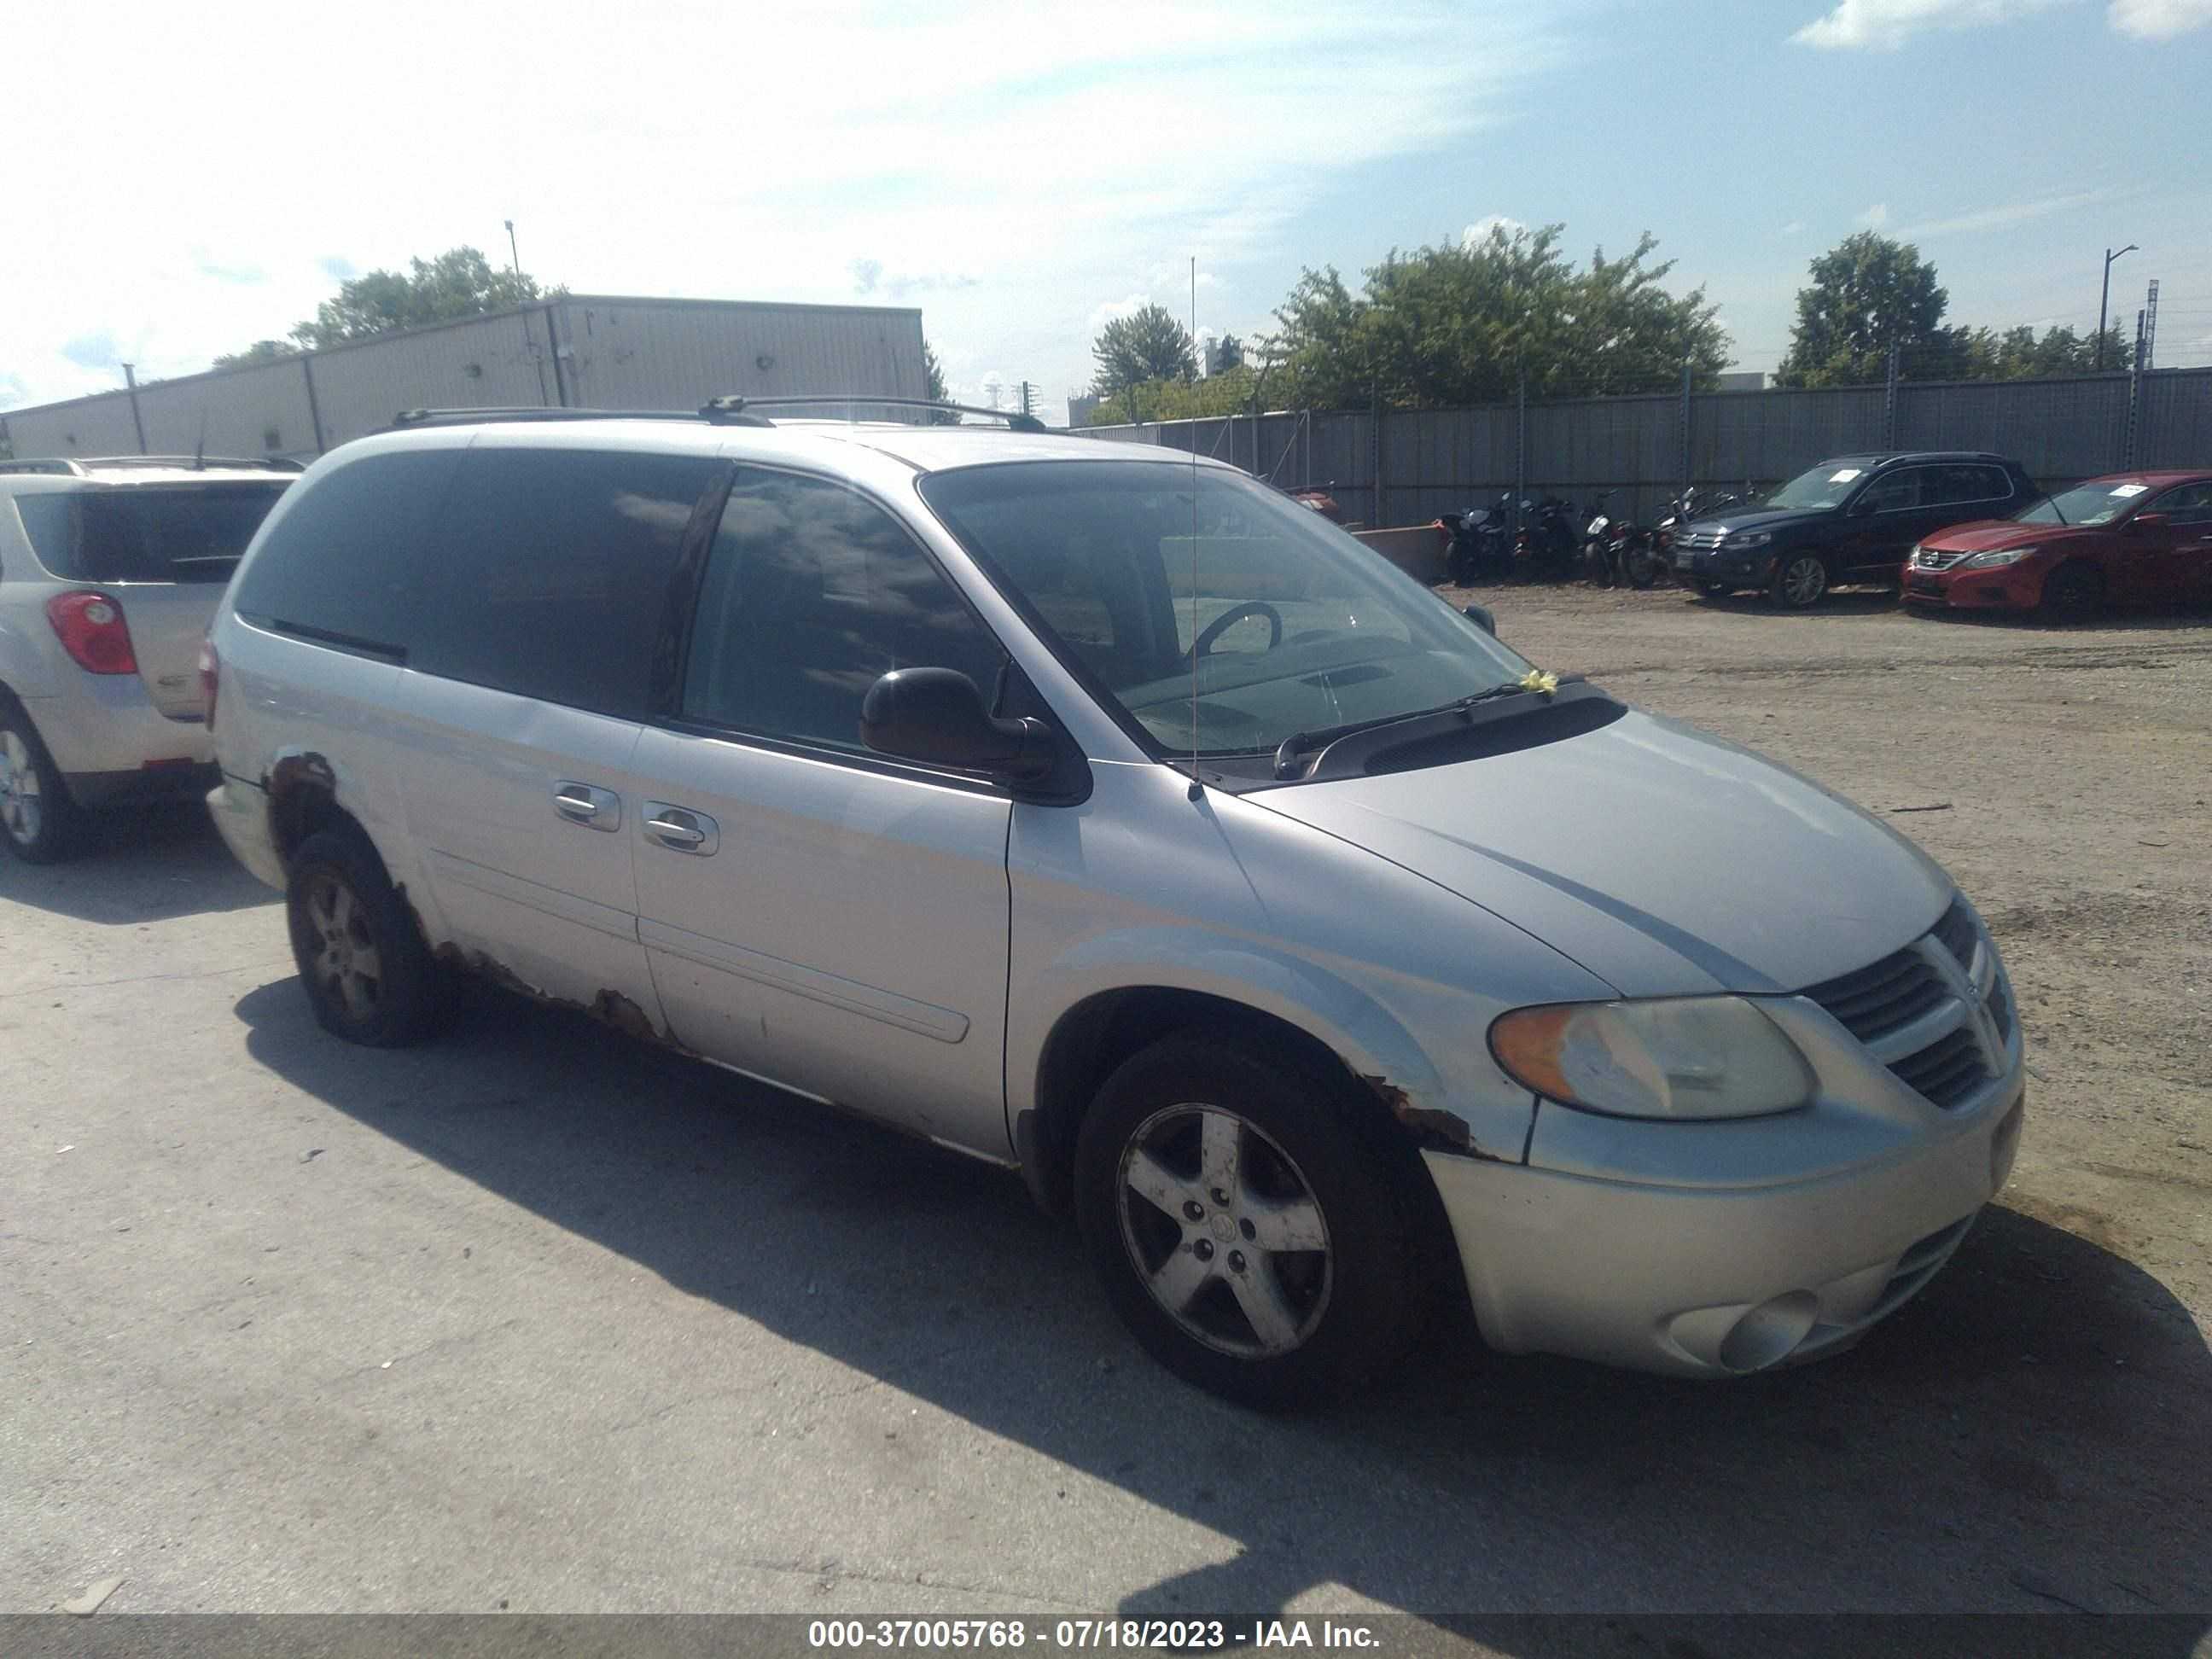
left=1191, top=601, right=1283, bottom=659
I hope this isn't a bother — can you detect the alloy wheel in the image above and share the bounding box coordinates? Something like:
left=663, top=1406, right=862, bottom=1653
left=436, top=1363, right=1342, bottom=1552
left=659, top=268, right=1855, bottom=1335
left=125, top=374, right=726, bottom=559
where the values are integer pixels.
left=1779, top=555, right=1827, bottom=607
left=0, top=730, right=42, bottom=847
left=302, top=871, right=384, bottom=1022
left=1116, top=1103, right=1333, bottom=1359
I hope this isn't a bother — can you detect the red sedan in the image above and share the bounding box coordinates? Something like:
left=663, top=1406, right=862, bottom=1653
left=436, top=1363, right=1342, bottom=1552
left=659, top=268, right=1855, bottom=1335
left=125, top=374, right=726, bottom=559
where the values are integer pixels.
left=1902, top=469, right=2212, bottom=620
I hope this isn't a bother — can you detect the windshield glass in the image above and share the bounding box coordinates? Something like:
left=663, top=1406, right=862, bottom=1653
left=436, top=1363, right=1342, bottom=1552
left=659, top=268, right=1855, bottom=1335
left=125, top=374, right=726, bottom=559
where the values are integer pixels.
left=1761, top=462, right=1868, bottom=512
left=918, top=460, right=1533, bottom=757
left=15, top=483, right=290, bottom=583
left=2016, top=480, right=2148, bottom=527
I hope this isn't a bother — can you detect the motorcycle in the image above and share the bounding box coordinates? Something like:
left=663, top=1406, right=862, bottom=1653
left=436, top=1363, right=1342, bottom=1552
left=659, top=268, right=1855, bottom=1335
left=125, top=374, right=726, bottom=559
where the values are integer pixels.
left=1582, top=491, right=1658, bottom=589
left=1650, top=485, right=1749, bottom=591
left=1516, top=494, right=1580, bottom=583
left=1435, top=491, right=1514, bottom=585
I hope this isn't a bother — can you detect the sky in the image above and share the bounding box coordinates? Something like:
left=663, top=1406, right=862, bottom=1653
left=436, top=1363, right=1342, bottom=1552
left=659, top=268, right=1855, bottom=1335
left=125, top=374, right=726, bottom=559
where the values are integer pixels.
left=4, top=0, right=2209, bottom=423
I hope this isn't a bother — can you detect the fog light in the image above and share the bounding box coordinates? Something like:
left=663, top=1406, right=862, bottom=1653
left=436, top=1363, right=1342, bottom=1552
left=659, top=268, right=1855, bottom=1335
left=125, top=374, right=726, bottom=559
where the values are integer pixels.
left=1718, top=1291, right=1820, bottom=1373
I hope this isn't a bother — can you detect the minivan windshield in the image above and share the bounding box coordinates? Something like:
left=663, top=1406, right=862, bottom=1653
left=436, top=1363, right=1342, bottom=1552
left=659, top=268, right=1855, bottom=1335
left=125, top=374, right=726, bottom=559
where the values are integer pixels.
left=2015, top=480, right=2147, bottom=527
left=1760, top=462, right=1868, bottom=512
left=15, top=482, right=291, bottom=583
left=918, top=460, right=1534, bottom=759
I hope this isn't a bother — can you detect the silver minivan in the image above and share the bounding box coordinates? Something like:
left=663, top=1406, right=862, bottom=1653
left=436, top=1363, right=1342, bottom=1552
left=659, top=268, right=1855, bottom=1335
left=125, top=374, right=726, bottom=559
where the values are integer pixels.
left=204, top=408, right=2026, bottom=1406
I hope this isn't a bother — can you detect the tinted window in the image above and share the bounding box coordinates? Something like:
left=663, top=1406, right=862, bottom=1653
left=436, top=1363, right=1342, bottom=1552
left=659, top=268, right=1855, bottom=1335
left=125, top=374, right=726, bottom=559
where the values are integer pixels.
left=682, top=469, right=1004, bottom=753
left=410, top=447, right=722, bottom=719
left=1857, top=469, right=1925, bottom=513
left=1928, top=464, right=2011, bottom=506
left=230, top=450, right=463, bottom=652
left=17, top=483, right=289, bottom=584
left=2145, top=481, right=2212, bottom=526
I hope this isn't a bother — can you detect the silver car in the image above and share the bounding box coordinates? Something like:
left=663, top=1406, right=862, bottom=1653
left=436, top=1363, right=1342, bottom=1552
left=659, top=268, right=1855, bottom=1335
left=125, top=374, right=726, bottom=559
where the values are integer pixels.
left=204, top=409, right=2026, bottom=1406
left=0, top=455, right=297, bottom=861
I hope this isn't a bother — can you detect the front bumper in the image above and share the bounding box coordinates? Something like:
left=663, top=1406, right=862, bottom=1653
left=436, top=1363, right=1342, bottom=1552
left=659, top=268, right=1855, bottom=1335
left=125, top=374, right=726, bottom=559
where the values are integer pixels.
left=1674, top=544, right=1777, bottom=586
left=1901, top=565, right=2039, bottom=609
left=1424, top=1016, right=2027, bottom=1378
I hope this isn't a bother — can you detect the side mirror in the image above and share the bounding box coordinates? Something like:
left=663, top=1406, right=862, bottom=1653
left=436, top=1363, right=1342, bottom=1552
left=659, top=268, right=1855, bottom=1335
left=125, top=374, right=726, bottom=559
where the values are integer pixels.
left=2129, top=512, right=2169, bottom=533
left=860, top=667, right=1053, bottom=780
left=1461, top=602, right=1497, bottom=635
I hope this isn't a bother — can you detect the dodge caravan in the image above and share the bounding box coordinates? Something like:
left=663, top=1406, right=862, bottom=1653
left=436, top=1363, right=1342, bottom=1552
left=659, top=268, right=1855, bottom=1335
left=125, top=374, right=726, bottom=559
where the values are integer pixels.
left=205, top=406, right=2027, bottom=1405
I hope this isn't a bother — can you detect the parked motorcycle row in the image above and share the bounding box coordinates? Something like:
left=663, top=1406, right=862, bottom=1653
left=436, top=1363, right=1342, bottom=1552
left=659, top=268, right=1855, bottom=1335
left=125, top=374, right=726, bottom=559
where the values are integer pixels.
left=1435, top=486, right=1746, bottom=590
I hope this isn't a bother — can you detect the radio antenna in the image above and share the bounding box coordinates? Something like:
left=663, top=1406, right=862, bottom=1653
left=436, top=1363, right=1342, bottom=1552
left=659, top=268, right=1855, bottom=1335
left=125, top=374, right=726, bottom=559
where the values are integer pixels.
left=1188, top=254, right=1202, bottom=801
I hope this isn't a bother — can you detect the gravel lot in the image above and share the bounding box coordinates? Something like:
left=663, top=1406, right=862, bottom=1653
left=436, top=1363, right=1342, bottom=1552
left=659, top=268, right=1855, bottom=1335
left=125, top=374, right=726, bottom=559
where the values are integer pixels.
left=3, top=583, right=2208, bottom=1627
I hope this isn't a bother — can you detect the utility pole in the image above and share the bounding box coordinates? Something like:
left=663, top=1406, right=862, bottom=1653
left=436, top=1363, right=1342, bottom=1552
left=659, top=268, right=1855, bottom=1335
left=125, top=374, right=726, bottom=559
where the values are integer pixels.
left=504, top=218, right=521, bottom=279
left=120, top=363, right=148, bottom=455
left=2097, top=244, right=2137, bottom=371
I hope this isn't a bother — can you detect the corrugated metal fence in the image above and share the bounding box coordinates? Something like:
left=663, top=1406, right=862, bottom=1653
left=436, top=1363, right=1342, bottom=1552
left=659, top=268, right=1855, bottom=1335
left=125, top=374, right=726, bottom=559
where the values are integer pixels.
left=1081, top=369, right=2212, bottom=529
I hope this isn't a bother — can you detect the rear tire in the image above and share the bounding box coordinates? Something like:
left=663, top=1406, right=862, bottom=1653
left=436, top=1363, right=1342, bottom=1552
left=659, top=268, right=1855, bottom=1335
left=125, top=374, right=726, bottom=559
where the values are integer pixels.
left=1771, top=552, right=1830, bottom=608
left=285, top=829, right=446, bottom=1047
left=1074, top=1033, right=1441, bottom=1408
left=0, top=702, right=85, bottom=864
left=2039, top=563, right=2103, bottom=624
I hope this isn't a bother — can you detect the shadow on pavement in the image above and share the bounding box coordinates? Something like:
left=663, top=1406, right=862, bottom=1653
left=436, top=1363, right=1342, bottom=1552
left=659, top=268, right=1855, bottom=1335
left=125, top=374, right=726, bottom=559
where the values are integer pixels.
left=235, top=978, right=2209, bottom=1630
left=0, top=803, right=273, bottom=925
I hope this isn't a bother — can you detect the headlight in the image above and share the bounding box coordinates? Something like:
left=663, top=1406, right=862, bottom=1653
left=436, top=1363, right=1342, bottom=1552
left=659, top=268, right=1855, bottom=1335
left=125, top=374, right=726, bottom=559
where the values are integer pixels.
left=1960, top=546, right=2034, bottom=569
left=1725, top=530, right=1773, bottom=549
left=1908, top=544, right=1930, bottom=566
left=1490, top=997, right=1816, bottom=1121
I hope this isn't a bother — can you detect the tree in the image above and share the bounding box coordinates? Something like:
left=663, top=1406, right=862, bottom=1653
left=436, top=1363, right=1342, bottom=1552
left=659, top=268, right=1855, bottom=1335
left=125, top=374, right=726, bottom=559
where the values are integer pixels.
left=1091, top=304, right=1198, bottom=421
left=212, top=339, right=300, bottom=371
left=1957, top=323, right=2132, bottom=379
left=1089, top=364, right=1261, bottom=424
left=288, top=247, right=552, bottom=350
left=1208, top=333, right=1244, bottom=373
left=1775, top=231, right=1967, bottom=387
left=921, top=337, right=958, bottom=423
left=1264, top=224, right=1728, bottom=409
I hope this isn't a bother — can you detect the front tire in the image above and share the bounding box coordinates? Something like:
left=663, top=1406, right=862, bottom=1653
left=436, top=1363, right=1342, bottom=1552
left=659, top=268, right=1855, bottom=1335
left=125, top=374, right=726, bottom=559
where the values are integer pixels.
left=285, top=829, right=446, bottom=1047
left=1771, top=551, right=1830, bottom=608
left=1074, top=1034, right=1440, bottom=1408
left=2039, top=562, right=2103, bottom=624
left=0, top=703, right=85, bottom=864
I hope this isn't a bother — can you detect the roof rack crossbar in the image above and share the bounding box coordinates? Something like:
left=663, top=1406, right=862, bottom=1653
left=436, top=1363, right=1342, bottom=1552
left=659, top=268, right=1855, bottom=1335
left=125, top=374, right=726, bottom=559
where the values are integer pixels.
left=77, top=454, right=305, bottom=473
left=705, top=394, right=1047, bottom=434
left=0, top=458, right=86, bottom=476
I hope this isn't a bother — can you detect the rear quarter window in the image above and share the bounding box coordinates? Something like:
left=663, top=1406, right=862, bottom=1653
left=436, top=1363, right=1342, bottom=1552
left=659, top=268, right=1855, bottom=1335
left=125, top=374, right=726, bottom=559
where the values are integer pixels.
left=16, top=483, right=290, bottom=584
left=230, top=449, right=464, bottom=655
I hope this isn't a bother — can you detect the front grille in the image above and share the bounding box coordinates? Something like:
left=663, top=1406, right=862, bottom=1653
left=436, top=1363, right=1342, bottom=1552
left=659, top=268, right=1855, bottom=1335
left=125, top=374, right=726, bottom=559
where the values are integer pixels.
left=1676, top=527, right=1727, bottom=551
left=1803, top=946, right=1947, bottom=1043
left=1802, top=899, right=2011, bottom=1111
left=1889, top=1027, right=1987, bottom=1109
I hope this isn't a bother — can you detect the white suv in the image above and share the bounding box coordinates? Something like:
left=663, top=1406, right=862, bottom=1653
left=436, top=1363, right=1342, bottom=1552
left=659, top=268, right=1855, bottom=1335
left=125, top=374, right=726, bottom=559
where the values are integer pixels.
left=0, top=455, right=297, bottom=860
left=204, top=405, right=2025, bottom=1406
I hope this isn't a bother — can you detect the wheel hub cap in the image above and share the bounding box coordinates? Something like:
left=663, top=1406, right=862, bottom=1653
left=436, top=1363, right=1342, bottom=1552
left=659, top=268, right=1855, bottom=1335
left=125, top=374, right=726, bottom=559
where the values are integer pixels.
left=1, top=731, right=41, bottom=845
left=1117, top=1104, right=1333, bottom=1359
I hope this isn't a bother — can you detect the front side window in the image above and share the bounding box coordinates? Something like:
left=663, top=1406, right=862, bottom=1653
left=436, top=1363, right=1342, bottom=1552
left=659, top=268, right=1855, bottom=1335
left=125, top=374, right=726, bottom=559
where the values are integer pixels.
left=1856, top=469, right=1925, bottom=514
left=18, top=482, right=290, bottom=584
left=680, top=469, right=1005, bottom=753
left=409, top=447, right=723, bottom=719
left=2142, top=480, right=2212, bottom=527
left=918, top=460, right=1534, bottom=760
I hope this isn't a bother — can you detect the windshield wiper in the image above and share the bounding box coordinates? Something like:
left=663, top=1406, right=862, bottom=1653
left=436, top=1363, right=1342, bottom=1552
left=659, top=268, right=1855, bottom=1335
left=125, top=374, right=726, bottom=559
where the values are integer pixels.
left=1272, top=679, right=1563, bottom=780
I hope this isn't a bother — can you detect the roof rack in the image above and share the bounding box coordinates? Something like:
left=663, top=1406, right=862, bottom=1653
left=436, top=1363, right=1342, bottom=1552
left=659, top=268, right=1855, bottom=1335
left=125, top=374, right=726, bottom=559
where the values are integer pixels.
left=389, top=405, right=774, bottom=432
left=0, top=455, right=304, bottom=476
left=706, top=394, right=1048, bottom=434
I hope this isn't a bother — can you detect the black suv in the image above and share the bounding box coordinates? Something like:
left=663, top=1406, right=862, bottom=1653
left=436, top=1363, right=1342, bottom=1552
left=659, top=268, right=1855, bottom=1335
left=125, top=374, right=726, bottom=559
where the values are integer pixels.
left=1672, top=451, right=2040, bottom=608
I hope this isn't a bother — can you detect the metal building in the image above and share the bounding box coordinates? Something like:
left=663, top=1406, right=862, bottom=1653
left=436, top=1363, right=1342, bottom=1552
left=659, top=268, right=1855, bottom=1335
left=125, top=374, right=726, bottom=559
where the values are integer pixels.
left=1, top=296, right=929, bottom=462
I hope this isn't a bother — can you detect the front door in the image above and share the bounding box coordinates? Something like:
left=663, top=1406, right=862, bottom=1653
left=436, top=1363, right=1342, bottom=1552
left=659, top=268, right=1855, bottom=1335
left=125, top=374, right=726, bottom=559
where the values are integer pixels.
left=630, top=465, right=1017, bottom=1158
left=1837, top=466, right=1940, bottom=580
left=2135, top=481, right=2212, bottom=603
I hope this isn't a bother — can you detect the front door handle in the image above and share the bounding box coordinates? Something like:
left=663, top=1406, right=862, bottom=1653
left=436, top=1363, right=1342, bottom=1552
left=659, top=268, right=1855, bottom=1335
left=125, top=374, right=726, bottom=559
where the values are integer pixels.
left=555, top=782, right=621, bottom=832
left=643, top=802, right=719, bottom=856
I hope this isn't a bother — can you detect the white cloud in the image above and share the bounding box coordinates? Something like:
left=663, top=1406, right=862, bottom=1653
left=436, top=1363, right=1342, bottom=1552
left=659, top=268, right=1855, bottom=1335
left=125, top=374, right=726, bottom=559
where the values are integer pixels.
left=2108, top=0, right=2212, bottom=33
left=1461, top=215, right=1529, bottom=247
left=1778, top=219, right=1807, bottom=236
left=1859, top=203, right=1892, bottom=228
left=1792, top=0, right=2064, bottom=49
left=0, top=0, right=1565, bottom=414
left=1892, top=188, right=2109, bottom=236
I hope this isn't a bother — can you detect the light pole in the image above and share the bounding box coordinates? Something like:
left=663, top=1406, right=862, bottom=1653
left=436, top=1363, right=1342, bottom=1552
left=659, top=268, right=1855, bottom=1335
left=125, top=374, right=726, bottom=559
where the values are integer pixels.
left=2097, top=244, right=2137, bottom=370
left=504, top=219, right=521, bottom=280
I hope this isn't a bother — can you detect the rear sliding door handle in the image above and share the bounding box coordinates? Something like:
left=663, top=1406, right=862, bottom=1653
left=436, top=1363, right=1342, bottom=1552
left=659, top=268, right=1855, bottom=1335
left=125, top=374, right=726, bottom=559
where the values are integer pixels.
left=554, top=782, right=621, bottom=832
left=643, top=802, right=719, bottom=856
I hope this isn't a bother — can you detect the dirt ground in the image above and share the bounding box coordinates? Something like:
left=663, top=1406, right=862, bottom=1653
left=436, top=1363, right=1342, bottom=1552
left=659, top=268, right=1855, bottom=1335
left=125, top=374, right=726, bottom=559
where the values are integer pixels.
left=1453, top=578, right=2212, bottom=1326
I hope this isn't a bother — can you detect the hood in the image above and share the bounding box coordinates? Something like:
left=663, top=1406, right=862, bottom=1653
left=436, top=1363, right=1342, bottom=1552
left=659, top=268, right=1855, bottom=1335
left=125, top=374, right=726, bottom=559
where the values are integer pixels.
left=1691, top=504, right=1831, bottom=538
left=1249, top=708, right=1952, bottom=998
left=1922, top=518, right=2076, bottom=554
